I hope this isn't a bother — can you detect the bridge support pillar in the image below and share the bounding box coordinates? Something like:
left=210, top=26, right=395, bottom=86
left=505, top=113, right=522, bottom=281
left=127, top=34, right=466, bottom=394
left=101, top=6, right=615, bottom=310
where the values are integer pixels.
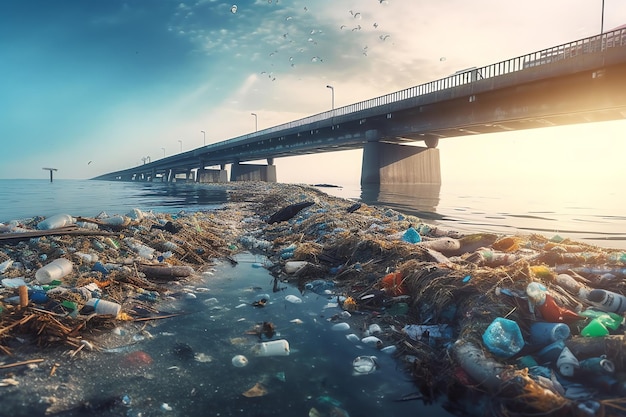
left=361, top=141, right=441, bottom=185
left=230, top=162, right=277, bottom=182
left=198, top=168, right=228, bottom=183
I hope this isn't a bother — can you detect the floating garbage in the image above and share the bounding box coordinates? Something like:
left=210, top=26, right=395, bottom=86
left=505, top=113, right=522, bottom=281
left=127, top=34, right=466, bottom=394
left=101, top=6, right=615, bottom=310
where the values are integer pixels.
left=331, top=322, right=350, bottom=331
left=231, top=355, right=249, bottom=367
left=252, top=339, right=290, bottom=357
left=352, top=356, right=378, bottom=375
left=285, top=294, right=302, bottom=304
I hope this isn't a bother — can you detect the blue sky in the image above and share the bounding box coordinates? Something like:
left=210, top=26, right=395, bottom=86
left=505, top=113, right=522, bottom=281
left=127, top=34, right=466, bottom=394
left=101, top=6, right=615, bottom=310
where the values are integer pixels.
left=1, top=0, right=625, bottom=184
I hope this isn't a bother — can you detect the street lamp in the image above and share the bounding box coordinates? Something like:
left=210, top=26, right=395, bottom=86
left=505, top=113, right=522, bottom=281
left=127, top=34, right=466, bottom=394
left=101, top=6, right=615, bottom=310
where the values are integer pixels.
left=161, top=147, right=166, bottom=157
left=326, top=85, right=335, bottom=110
left=201, top=130, right=206, bottom=146
left=601, top=0, right=605, bottom=33
left=251, top=113, right=258, bottom=132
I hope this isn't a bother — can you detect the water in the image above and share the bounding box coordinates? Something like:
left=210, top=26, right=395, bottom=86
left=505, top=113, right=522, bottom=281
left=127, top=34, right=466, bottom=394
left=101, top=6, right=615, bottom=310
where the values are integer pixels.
left=1, top=178, right=624, bottom=250
left=1, top=253, right=452, bottom=417
left=1, top=178, right=624, bottom=416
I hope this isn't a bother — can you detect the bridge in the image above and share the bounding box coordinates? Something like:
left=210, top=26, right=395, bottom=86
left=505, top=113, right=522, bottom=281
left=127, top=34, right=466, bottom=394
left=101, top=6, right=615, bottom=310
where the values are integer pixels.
left=93, top=28, right=626, bottom=185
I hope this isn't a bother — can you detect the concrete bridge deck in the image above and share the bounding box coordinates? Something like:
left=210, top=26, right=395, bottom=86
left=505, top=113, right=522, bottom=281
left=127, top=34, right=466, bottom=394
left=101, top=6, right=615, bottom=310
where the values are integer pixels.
left=93, top=28, right=626, bottom=185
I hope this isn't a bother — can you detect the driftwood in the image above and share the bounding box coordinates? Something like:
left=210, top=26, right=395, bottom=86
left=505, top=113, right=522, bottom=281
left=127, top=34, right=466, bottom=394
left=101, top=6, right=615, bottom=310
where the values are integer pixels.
left=137, top=264, right=194, bottom=280
left=267, top=201, right=314, bottom=224
left=0, top=226, right=113, bottom=243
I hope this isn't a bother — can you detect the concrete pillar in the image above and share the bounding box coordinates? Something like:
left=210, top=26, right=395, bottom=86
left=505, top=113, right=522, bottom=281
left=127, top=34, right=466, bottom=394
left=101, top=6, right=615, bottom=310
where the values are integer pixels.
left=361, top=141, right=441, bottom=185
left=197, top=169, right=228, bottom=183
left=231, top=162, right=277, bottom=182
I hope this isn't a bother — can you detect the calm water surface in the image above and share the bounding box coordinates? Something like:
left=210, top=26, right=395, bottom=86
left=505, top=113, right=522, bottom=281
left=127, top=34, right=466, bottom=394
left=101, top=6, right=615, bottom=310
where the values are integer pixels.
left=1, top=179, right=624, bottom=250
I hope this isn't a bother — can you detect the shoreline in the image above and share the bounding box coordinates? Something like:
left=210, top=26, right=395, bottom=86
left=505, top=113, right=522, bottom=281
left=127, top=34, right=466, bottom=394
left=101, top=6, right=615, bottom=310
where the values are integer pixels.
left=2, top=182, right=626, bottom=416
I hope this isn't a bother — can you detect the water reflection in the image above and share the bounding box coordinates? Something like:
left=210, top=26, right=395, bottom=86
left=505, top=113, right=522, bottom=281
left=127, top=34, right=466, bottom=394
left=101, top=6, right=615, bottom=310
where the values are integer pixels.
left=360, top=183, right=443, bottom=220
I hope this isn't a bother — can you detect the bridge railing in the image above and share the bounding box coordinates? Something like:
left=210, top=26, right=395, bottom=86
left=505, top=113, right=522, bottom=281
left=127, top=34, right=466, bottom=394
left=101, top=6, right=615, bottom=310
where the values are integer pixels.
left=211, top=28, right=625, bottom=150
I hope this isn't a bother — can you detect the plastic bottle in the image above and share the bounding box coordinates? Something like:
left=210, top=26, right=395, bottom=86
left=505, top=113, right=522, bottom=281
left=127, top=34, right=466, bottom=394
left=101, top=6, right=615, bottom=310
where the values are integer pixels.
left=35, top=258, right=73, bottom=284
left=252, top=339, right=290, bottom=357
left=37, top=214, right=75, bottom=230
left=526, top=282, right=547, bottom=306
left=585, top=289, right=626, bottom=314
left=578, top=356, right=615, bottom=375
left=481, top=317, right=525, bottom=358
left=555, top=273, right=589, bottom=298
left=556, top=346, right=579, bottom=377
left=85, top=298, right=121, bottom=316
left=529, top=322, right=570, bottom=346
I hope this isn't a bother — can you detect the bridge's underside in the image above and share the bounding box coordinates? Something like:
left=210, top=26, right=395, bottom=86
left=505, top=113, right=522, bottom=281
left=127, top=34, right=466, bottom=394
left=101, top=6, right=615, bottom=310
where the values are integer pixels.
left=93, top=43, right=626, bottom=184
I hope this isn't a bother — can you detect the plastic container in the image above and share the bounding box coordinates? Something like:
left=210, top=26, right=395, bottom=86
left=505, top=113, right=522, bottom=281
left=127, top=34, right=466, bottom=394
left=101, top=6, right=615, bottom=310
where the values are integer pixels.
left=481, top=317, right=524, bottom=358
left=402, top=227, right=421, bottom=243
left=581, top=318, right=610, bottom=337
left=37, top=214, right=75, bottom=230
left=86, top=298, right=121, bottom=316
left=529, top=322, right=570, bottom=346
left=536, top=340, right=566, bottom=363
left=585, top=289, right=626, bottom=314
left=252, top=339, right=290, bottom=357
left=284, top=261, right=308, bottom=274
left=231, top=355, right=249, bottom=367
left=579, top=356, right=615, bottom=375
left=526, top=282, right=547, bottom=306
left=556, top=347, right=579, bottom=377
left=35, top=258, right=73, bottom=284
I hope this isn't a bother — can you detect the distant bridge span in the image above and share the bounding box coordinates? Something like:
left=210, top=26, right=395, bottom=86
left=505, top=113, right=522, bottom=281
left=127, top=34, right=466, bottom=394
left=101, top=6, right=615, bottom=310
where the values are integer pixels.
left=94, top=28, right=626, bottom=185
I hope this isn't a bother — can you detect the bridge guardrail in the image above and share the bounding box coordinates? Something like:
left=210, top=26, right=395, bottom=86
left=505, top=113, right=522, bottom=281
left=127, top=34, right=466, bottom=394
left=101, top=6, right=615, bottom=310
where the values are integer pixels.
left=210, top=28, right=625, bottom=150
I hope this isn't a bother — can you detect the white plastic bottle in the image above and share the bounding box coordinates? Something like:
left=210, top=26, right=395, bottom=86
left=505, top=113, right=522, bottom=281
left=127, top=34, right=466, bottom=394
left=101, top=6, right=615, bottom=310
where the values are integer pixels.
left=586, top=289, right=626, bottom=314
left=37, top=214, right=75, bottom=230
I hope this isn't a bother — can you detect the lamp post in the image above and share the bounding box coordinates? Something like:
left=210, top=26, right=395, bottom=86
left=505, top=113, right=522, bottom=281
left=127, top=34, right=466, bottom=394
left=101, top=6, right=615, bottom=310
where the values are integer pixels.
left=201, top=130, right=206, bottom=146
left=161, top=147, right=166, bottom=157
left=251, top=113, right=258, bottom=132
left=601, top=0, right=605, bottom=33
left=326, top=85, right=335, bottom=110
left=178, top=140, right=183, bottom=153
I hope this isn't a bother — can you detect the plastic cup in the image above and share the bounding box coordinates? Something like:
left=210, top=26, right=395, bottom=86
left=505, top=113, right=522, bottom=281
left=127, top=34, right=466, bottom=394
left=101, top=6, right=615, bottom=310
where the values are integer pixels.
left=86, top=298, right=121, bottom=316
left=529, top=322, right=571, bottom=346
left=35, top=258, right=73, bottom=284
left=252, top=339, right=290, bottom=357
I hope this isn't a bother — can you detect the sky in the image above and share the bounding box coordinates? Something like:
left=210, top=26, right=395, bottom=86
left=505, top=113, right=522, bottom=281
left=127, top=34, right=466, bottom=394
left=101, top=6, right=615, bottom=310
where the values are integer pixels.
left=1, top=0, right=625, bottom=185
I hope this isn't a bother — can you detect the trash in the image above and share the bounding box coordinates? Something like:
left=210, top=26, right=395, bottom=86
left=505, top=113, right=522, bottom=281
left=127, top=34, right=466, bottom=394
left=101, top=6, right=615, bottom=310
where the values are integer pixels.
left=331, top=322, right=350, bottom=331
left=242, top=382, right=268, bottom=397
left=36, top=214, right=75, bottom=230
left=381, top=271, right=407, bottom=296
left=578, top=356, right=615, bottom=376
left=304, top=279, right=335, bottom=294
left=285, top=294, right=302, bottom=304
left=284, top=261, right=308, bottom=274
left=252, top=339, right=290, bottom=356
left=231, top=355, right=249, bottom=367
left=267, top=201, right=314, bottom=224
left=556, top=347, right=579, bottom=377
left=402, top=324, right=449, bottom=341
left=85, top=298, right=121, bottom=316
left=34, top=258, right=73, bottom=284
left=361, top=336, right=383, bottom=348
left=529, top=322, right=571, bottom=346
left=352, top=356, right=378, bottom=375
left=585, top=289, right=626, bottom=314
left=481, top=317, right=524, bottom=358
left=402, top=226, right=421, bottom=243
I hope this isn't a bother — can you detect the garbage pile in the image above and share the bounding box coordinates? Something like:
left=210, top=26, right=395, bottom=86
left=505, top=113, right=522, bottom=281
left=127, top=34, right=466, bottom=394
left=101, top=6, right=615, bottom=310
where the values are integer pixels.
left=233, top=183, right=626, bottom=417
left=1, top=182, right=626, bottom=417
left=0, top=208, right=238, bottom=357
